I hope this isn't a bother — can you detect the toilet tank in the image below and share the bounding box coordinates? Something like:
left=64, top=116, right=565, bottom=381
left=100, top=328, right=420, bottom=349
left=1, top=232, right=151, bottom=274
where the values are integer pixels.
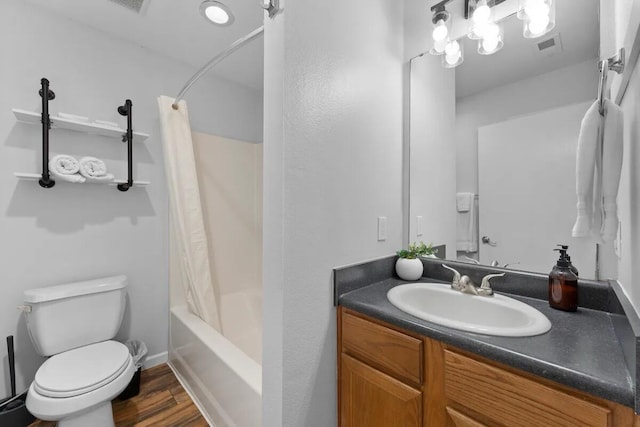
left=24, top=275, right=128, bottom=356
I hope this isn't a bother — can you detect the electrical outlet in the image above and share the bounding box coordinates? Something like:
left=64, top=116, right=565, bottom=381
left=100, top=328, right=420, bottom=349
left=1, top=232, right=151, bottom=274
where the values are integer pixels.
left=416, top=216, right=423, bottom=236
left=378, top=216, right=387, bottom=241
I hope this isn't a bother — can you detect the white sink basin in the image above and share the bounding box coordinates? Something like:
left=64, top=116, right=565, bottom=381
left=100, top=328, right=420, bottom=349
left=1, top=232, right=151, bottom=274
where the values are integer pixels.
left=387, top=282, right=551, bottom=337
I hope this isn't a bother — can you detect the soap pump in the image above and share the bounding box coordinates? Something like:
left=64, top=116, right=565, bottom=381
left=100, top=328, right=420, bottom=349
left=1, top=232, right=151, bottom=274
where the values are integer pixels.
left=557, top=244, right=579, bottom=276
left=549, top=246, right=578, bottom=312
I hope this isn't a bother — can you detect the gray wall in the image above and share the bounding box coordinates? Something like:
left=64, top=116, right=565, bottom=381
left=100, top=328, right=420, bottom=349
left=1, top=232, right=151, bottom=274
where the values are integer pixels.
left=262, top=0, right=405, bottom=425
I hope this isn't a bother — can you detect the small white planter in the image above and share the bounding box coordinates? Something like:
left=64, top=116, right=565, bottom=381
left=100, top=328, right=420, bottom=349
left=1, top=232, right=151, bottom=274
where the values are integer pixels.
left=395, top=258, right=424, bottom=281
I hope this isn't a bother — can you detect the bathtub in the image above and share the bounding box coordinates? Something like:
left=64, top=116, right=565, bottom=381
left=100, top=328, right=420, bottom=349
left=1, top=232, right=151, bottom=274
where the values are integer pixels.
left=169, top=306, right=262, bottom=426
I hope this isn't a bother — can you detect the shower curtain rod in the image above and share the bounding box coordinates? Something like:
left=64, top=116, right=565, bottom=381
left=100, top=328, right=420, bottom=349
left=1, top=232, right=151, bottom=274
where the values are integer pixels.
left=172, top=26, right=264, bottom=109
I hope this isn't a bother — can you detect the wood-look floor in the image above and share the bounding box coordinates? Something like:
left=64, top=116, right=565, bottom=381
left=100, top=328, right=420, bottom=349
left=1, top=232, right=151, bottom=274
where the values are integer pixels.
left=30, top=364, right=208, bottom=427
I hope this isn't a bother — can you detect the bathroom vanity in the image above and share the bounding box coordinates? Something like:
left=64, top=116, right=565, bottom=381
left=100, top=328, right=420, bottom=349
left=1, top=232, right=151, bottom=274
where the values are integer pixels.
left=335, top=257, right=640, bottom=426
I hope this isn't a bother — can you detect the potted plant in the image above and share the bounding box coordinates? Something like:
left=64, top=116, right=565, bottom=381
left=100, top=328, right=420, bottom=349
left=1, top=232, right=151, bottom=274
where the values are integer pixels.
left=395, top=242, right=437, bottom=280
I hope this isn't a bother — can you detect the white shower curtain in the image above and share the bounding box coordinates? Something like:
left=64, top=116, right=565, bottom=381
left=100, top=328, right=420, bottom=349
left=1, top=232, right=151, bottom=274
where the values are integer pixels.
left=158, top=95, right=222, bottom=332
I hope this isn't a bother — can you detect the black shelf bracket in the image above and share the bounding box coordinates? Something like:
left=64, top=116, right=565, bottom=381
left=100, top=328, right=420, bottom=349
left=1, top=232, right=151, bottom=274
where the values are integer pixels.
left=117, top=99, right=133, bottom=192
left=39, top=78, right=56, bottom=188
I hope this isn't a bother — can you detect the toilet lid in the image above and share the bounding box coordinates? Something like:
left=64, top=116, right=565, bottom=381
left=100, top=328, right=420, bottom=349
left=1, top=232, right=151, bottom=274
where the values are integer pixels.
left=34, top=340, right=131, bottom=398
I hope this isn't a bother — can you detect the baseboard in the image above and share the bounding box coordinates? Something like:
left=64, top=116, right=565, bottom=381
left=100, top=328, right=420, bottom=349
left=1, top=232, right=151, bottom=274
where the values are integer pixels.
left=143, top=351, right=168, bottom=369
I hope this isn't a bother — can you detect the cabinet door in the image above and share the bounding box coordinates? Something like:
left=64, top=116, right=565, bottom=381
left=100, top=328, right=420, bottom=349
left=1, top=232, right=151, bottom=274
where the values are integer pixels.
left=444, top=350, right=611, bottom=427
left=446, top=407, right=488, bottom=427
left=340, top=354, right=422, bottom=427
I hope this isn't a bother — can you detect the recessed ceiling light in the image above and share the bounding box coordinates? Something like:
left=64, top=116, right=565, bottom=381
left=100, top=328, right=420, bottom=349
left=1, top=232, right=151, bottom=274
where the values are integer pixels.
left=200, top=1, right=234, bottom=26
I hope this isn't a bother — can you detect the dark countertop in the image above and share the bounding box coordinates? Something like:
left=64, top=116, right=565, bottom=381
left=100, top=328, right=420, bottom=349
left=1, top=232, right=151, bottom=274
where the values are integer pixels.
left=339, top=277, right=635, bottom=408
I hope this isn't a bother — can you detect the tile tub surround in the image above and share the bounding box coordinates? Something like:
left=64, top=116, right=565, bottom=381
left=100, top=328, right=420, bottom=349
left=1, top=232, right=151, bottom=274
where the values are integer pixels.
left=333, top=255, right=640, bottom=411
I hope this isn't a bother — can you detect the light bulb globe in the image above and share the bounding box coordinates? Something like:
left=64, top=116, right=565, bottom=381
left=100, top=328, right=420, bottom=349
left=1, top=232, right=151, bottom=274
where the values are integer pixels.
left=432, top=20, right=449, bottom=42
left=473, top=5, right=491, bottom=24
left=527, top=15, right=550, bottom=36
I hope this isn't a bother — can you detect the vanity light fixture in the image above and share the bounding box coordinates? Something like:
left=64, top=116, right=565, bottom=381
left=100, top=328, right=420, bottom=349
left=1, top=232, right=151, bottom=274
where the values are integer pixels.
left=477, top=22, right=504, bottom=54
left=517, top=0, right=555, bottom=38
left=468, top=0, right=492, bottom=40
left=429, top=0, right=453, bottom=55
left=467, top=0, right=504, bottom=55
left=200, top=1, right=235, bottom=26
left=429, top=0, right=557, bottom=69
left=442, top=40, right=464, bottom=68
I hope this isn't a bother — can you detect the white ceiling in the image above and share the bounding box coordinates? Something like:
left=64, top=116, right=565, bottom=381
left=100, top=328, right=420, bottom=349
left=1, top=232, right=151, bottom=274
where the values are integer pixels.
left=23, top=0, right=265, bottom=91
left=456, top=0, right=599, bottom=98
left=22, top=0, right=598, bottom=98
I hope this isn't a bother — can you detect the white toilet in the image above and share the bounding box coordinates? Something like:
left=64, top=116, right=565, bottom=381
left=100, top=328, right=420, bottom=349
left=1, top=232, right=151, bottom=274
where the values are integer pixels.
left=23, top=275, right=135, bottom=427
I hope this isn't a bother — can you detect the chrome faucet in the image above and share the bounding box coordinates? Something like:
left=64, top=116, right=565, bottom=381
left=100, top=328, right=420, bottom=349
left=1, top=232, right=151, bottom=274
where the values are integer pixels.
left=441, top=264, right=505, bottom=297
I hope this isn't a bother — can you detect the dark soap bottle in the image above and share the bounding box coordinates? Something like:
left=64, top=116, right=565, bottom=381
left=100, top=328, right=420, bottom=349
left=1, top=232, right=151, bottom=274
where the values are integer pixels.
left=549, top=248, right=578, bottom=311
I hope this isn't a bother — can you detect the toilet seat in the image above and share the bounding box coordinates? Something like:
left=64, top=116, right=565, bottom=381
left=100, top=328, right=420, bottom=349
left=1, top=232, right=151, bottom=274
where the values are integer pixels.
left=34, top=340, right=130, bottom=398
left=27, top=351, right=134, bottom=423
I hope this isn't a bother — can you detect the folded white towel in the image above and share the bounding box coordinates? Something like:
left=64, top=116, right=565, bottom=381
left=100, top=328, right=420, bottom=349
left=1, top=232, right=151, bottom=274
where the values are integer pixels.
left=572, top=99, right=623, bottom=242
left=49, top=155, right=85, bottom=183
left=456, top=192, right=474, bottom=212
left=78, top=157, right=114, bottom=182
left=456, top=195, right=478, bottom=252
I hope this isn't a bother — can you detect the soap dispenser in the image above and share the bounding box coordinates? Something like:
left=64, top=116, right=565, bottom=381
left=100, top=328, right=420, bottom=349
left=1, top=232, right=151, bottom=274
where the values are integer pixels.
left=549, top=247, right=578, bottom=311
left=557, top=244, right=579, bottom=276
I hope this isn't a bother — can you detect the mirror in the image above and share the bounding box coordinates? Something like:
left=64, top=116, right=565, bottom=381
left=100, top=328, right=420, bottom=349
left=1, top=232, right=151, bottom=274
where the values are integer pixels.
left=408, top=0, right=608, bottom=279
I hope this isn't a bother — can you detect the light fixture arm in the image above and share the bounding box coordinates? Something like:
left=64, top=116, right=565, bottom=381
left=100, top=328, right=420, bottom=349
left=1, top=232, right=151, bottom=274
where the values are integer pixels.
left=430, top=0, right=453, bottom=14
left=432, top=9, right=450, bottom=24
left=430, top=0, right=452, bottom=24
left=262, top=0, right=280, bottom=18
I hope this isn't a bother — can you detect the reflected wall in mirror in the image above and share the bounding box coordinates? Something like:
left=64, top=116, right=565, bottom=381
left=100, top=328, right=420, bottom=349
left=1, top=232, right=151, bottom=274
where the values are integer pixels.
left=408, top=0, right=609, bottom=279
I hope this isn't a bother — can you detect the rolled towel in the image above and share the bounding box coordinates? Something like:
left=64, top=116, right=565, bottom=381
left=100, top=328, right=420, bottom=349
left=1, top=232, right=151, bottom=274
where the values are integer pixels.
left=49, top=154, right=80, bottom=175
left=49, top=155, right=85, bottom=183
left=78, top=157, right=114, bottom=182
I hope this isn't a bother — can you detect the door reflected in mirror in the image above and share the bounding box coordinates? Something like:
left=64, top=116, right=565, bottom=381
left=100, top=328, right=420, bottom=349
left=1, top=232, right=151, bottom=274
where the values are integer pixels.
left=408, top=0, right=606, bottom=279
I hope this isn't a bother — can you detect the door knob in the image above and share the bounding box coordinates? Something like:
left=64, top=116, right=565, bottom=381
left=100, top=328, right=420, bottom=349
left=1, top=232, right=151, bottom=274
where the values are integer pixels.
left=481, top=236, right=498, bottom=246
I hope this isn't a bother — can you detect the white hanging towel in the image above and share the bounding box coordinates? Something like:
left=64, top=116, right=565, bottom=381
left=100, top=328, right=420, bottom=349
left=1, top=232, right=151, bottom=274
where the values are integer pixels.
left=572, top=99, right=623, bottom=242
left=456, top=193, right=478, bottom=252
left=49, top=154, right=85, bottom=183
left=456, top=192, right=474, bottom=212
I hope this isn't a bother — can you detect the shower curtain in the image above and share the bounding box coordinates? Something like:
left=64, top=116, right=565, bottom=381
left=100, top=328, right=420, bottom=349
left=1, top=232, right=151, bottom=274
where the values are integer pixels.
left=158, top=95, right=222, bottom=332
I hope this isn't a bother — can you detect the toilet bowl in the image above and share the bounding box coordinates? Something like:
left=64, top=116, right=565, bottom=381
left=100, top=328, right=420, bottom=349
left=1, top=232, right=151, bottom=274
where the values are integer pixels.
left=23, top=276, right=133, bottom=427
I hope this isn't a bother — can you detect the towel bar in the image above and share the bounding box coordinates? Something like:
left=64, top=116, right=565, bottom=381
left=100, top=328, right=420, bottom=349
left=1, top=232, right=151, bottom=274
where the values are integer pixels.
left=117, top=99, right=134, bottom=192
left=598, top=48, right=625, bottom=116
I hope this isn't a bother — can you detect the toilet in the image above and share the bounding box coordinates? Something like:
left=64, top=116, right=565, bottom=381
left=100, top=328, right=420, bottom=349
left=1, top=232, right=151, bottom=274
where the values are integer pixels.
left=23, top=275, right=134, bottom=427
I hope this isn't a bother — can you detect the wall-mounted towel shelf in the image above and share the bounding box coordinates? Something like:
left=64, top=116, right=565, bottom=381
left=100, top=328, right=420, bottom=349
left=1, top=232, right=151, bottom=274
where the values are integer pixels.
left=12, top=109, right=149, bottom=143
left=13, top=172, right=150, bottom=187
left=15, top=78, right=149, bottom=191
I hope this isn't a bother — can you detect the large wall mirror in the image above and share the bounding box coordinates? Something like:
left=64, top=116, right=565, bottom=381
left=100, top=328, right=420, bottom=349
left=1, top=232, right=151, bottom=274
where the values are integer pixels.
left=407, top=0, right=614, bottom=280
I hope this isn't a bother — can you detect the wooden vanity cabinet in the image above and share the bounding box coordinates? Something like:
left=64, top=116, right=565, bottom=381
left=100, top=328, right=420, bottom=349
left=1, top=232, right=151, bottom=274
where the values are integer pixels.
left=338, top=307, right=639, bottom=427
left=340, top=354, right=422, bottom=426
left=339, top=308, right=424, bottom=426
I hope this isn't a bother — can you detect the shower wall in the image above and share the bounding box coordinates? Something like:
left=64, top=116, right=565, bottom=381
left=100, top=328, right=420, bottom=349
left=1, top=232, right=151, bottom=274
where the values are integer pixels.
left=168, top=132, right=263, bottom=425
left=192, top=132, right=263, bottom=363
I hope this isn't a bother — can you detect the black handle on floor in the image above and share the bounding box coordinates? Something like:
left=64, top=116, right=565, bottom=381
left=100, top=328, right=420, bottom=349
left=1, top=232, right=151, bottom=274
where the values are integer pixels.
left=7, top=336, right=15, bottom=398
